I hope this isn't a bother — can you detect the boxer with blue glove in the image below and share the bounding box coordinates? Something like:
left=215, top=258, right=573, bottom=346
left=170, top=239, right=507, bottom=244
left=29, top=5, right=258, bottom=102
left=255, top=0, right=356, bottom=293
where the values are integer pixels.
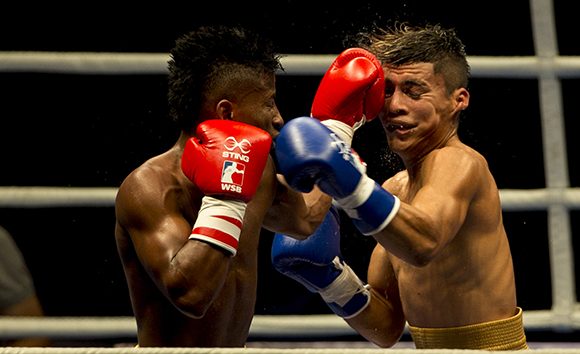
left=274, top=25, right=528, bottom=351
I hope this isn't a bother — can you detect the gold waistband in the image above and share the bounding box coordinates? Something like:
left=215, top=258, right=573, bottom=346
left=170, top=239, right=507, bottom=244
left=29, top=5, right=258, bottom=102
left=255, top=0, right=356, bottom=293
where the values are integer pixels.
left=408, top=307, right=528, bottom=350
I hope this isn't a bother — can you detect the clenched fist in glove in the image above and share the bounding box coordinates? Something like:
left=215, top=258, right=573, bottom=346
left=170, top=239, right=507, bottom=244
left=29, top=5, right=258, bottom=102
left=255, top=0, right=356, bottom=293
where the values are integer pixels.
left=275, top=117, right=399, bottom=236
left=272, top=206, right=371, bottom=318
left=182, top=119, right=272, bottom=255
left=311, top=48, right=385, bottom=144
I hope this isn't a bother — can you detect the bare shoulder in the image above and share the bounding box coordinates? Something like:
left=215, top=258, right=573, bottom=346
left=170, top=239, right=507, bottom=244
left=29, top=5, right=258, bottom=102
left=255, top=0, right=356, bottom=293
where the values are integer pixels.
left=421, top=143, right=494, bottom=203
left=118, top=156, right=167, bottom=198
left=382, top=170, right=408, bottom=195
left=427, top=143, right=490, bottom=178
left=116, top=151, right=183, bottom=222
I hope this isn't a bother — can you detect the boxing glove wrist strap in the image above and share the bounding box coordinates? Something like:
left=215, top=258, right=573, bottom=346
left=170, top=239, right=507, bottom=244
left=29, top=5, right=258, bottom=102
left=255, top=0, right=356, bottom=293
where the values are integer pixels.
left=319, top=257, right=370, bottom=319
left=189, top=196, right=246, bottom=256
left=321, top=120, right=354, bottom=145
left=336, top=174, right=376, bottom=210
left=336, top=175, right=401, bottom=236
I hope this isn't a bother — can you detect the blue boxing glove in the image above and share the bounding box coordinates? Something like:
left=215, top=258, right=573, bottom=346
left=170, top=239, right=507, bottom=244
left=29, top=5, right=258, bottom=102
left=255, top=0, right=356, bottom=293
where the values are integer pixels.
left=275, top=116, right=400, bottom=235
left=271, top=206, right=370, bottom=318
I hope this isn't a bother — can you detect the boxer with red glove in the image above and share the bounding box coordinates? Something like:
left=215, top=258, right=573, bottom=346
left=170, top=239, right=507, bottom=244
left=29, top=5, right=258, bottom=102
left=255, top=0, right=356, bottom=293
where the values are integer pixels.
left=311, top=48, right=385, bottom=145
left=271, top=205, right=370, bottom=318
left=181, top=119, right=272, bottom=256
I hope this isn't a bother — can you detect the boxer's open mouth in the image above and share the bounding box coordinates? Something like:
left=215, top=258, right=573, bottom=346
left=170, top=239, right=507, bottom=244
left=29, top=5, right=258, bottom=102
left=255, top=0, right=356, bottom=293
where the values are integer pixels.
left=385, top=122, right=415, bottom=133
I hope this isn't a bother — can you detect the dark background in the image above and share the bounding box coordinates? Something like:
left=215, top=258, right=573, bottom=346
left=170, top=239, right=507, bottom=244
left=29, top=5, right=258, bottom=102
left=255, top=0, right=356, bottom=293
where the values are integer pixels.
left=0, top=0, right=579, bottom=343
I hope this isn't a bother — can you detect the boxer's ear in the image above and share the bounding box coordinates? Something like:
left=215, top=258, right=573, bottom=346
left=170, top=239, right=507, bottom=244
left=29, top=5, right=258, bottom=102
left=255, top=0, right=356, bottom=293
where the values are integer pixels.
left=452, top=87, right=469, bottom=114
left=216, top=99, right=234, bottom=120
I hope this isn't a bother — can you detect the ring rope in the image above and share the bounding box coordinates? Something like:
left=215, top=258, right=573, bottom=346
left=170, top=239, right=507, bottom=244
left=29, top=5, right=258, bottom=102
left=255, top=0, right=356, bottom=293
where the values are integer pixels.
left=3, top=52, right=580, bottom=77
left=0, top=187, right=117, bottom=207
left=0, top=310, right=576, bottom=339
left=0, top=187, right=579, bottom=210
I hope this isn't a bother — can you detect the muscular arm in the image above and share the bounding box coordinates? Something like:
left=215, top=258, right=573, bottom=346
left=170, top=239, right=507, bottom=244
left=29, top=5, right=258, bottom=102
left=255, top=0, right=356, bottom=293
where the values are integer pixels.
left=345, top=244, right=405, bottom=347
left=115, top=168, right=230, bottom=318
left=374, top=147, right=481, bottom=266
left=262, top=173, right=332, bottom=239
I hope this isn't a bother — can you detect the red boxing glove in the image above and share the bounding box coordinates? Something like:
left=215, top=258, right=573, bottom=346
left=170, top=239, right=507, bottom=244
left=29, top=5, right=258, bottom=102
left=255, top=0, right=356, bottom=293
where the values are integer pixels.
left=182, top=119, right=272, bottom=202
left=181, top=119, right=272, bottom=255
left=311, top=48, right=385, bottom=144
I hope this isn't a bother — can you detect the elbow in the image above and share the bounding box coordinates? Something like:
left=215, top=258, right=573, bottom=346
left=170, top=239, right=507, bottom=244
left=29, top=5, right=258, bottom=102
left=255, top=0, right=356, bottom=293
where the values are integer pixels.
left=371, top=330, right=400, bottom=348
left=167, top=285, right=214, bottom=319
left=369, top=323, right=405, bottom=348
left=375, top=337, right=401, bottom=348
left=380, top=321, right=406, bottom=348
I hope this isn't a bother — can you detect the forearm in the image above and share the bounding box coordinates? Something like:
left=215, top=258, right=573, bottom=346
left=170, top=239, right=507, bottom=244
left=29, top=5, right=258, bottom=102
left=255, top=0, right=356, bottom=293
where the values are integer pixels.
left=166, top=241, right=231, bottom=318
left=264, top=178, right=332, bottom=238
left=301, top=186, right=334, bottom=231
left=372, top=204, right=443, bottom=267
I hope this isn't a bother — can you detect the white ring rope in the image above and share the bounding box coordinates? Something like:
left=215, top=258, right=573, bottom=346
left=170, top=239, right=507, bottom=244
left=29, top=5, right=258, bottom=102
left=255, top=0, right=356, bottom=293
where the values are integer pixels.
left=0, top=187, right=579, bottom=210
left=0, top=310, right=574, bottom=340
left=0, top=315, right=355, bottom=339
left=0, top=187, right=117, bottom=207
left=3, top=51, right=580, bottom=77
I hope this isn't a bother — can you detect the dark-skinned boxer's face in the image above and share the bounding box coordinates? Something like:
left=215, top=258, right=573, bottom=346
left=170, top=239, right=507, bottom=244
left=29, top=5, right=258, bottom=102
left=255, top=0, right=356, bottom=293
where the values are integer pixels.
left=229, top=73, right=284, bottom=139
left=379, top=62, right=467, bottom=161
